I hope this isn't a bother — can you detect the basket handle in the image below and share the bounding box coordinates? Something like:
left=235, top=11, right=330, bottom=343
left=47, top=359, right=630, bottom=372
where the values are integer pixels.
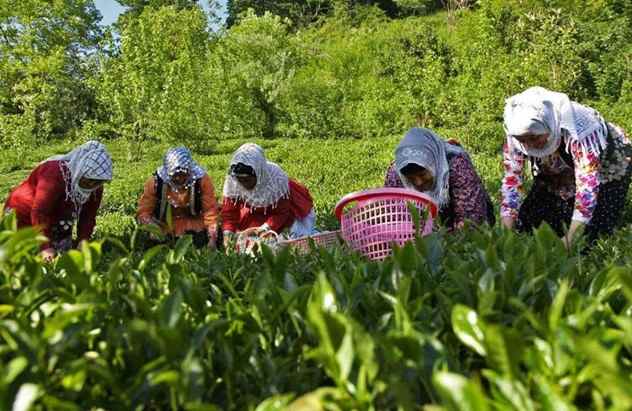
left=334, top=187, right=439, bottom=221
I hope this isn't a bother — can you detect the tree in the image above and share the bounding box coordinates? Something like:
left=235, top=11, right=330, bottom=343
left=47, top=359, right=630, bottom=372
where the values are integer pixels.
left=226, top=0, right=331, bottom=28
left=116, top=0, right=200, bottom=15
left=114, top=0, right=223, bottom=29
left=0, top=0, right=104, bottom=147
left=392, top=0, right=442, bottom=16
left=96, top=5, right=214, bottom=154
left=226, top=0, right=407, bottom=28
left=215, top=10, right=296, bottom=137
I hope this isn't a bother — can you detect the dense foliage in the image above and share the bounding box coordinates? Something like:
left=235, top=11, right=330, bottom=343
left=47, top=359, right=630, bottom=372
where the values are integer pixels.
left=0, top=0, right=104, bottom=167
left=1, top=0, right=631, bottom=165
left=2, top=210, right=632, bottom=410
left=1, top=0, right=632, bottom=409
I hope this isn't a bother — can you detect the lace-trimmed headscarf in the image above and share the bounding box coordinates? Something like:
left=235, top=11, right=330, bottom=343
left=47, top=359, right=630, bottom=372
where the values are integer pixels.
left=223, top=143, right=289, bottom=208
left=46, top=140, right=113, bottom=208
left=504, top=86, right=608, bottom=158
left=156, top=147, right=206, bottom=188
left=395, top=128, right=465, bottom=207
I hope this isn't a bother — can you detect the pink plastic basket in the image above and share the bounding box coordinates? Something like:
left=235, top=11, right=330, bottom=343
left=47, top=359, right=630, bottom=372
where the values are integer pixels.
left=278, top=230, right=342, bottom=253
left=334, top=188, right=438, bottom=261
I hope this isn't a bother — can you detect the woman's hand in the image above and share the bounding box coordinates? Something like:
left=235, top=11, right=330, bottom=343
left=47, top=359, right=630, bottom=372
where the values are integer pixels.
left=223, top=231, right=235, bottom=250
left=41, top=248, right=56, bottom=262
left=139, top=215, right=160, bottom=225
left=207, top=229, right=217, bottom=250
left=501, top=216, right=515, bottom=230
left=563, top=220, right=584, bottom=251
left=242, top=225, right=269, bottom=237
left=240, top=227, right=260, bottom=237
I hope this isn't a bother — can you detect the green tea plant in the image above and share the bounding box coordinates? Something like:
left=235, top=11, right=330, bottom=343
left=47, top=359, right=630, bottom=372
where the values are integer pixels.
left=2, top=209, right=632, bottom=410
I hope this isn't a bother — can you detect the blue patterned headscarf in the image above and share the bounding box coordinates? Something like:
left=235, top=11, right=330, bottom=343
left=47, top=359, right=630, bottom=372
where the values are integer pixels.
left=156, top=147, right=205, bottom=188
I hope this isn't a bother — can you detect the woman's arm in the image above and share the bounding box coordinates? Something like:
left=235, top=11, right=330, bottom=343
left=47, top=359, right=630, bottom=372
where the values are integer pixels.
left=221, top=198, right=241, bottom=234
left=569, top=141, right=600, bottom=225
left=564, top=141, right=601, bottom=247
left=500, top=142, right=526, bottom=228
left=137, top=177, right=159, bottom=224
left=384, top=162, right=404, bottom=188
left=31, top=163, right=65, bottom=249
left=199, top=175, right=219, bottom=237
left=448, top=155, right=489, bottom=228
left=262, top=198, right=293, bottom=233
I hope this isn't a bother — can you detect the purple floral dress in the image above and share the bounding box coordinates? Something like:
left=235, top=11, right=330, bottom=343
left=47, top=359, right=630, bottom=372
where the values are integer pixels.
left=385, top=152, right=495, bottom=230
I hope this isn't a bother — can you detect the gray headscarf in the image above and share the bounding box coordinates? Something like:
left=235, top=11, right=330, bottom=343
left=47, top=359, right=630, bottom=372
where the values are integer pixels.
left=395, top=128, right=464, bottom=207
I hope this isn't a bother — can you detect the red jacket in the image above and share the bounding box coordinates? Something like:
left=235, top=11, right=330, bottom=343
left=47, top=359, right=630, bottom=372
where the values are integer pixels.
left=222, top=179, right=313, bottom=233
left=4, top=160, right=103, bottom=249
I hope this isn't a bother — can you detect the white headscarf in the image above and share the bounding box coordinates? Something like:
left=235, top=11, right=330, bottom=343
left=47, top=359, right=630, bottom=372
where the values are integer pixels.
left=223, top=143, right=290, bottom=208
left=395, top=128, right=465, bottom=207
left=156, top=147, right=206, bottom=189
left=46, top=140, right=113, bottom=207
left=503, top=86, right=608, bottom=158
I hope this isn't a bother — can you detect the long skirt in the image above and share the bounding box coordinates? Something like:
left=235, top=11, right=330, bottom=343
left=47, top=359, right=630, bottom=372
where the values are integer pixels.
left=516, top=176, right=631, bottom=243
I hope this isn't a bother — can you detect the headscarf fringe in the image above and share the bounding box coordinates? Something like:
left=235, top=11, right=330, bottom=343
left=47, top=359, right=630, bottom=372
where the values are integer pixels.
left=504, top=87, right=608, bottom=159
left=223, top=143, right=290, bottom=209
left=564, top=127, right=608, bottom=155
left=45, top=140, right=113, bottom=214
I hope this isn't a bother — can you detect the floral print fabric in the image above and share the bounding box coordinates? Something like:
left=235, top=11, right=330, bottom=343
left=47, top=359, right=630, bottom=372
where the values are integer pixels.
left=385, top=152, right=494, bottom=229
left=501, top=123, right=632, bottom=224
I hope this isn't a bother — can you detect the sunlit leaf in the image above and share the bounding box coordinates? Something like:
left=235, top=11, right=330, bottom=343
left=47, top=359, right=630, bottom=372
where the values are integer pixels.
left=452, top=305, right=486, bottom=356
left=433, top=371, right=490, bottom=411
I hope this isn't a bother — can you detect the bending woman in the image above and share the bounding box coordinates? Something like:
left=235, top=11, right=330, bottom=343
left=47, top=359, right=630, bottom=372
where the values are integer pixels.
left=501, top=86, right=632, bottom=246
left=384, top=127, right=495, bottom=230
left=137, top=147, right=219, bottom=249
left=4, top=141, right=113, bottom=260
left=222, top=143, right=315, bottom=248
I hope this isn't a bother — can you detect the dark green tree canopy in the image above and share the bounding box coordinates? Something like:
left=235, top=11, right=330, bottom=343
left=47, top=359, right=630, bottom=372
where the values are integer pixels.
left=225, top=0, right=422, bottom=27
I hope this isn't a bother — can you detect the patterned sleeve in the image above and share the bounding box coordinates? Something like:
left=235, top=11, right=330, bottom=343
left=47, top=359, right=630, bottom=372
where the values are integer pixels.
left=448, top=155, right=489, bottom=228
left=570, top=142, right=601, bottom=224
left=500, top=142, right=526, bottom=220
left=384, top=162, right=404, bottom=188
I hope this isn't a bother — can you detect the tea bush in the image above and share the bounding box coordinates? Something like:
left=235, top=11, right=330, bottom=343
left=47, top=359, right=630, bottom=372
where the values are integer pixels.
left=2, top=132, right=632, bottom=409
left=2, top=2, right=632, bottom=408
left=1, top=207, right=632, bottom=410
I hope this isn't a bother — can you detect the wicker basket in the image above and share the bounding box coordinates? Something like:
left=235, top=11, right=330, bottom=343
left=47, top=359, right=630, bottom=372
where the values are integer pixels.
left=334, top=187, right=438, bottom=261
left=278, top=230, right=342, bottom=253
